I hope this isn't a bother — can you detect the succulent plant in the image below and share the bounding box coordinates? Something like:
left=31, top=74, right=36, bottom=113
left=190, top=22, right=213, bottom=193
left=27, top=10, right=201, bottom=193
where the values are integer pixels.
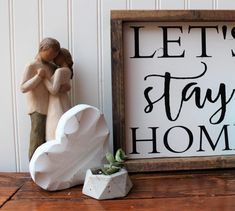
left=100, top=148, right=127, bottom=175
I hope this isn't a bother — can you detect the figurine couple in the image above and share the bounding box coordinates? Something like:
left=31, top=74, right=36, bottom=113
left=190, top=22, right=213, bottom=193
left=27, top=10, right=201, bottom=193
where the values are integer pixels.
left=21, top=38, right=74, bottom=160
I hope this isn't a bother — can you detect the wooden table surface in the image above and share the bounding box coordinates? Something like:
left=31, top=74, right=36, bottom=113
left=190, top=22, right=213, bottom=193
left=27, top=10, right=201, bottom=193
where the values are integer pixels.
left=1, top=169, right=235, bottom=211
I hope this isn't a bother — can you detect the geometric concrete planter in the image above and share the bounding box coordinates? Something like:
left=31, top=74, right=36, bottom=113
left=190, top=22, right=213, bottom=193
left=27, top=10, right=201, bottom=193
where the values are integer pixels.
left=82, top=168, right=133, bottom=200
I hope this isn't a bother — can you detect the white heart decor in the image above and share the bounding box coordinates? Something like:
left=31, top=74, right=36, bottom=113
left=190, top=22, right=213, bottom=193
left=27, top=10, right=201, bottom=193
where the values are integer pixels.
left=29, top=104, right=109, bottom=191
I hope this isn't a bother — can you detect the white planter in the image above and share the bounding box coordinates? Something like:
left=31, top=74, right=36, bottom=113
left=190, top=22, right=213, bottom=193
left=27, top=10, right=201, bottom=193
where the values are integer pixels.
left=82, top=168, right=133, bottom=200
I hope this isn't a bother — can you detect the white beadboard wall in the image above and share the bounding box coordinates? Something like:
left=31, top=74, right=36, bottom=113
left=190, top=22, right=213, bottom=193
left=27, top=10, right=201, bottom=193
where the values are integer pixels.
left=1, top=0, right=235, bottom=172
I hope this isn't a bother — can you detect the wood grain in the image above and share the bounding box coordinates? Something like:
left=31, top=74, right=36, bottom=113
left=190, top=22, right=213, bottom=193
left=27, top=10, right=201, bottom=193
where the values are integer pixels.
left=1, top=170, right=235, bottom=210
left=2, top=195, right=235, bottom=211
left=0, top=173, right=30, bottom=207
left=111, top=18, right=126, bottom=153
left=125, top=155, right=235, bottom=172
left=111, top=10, right=235, bottom=21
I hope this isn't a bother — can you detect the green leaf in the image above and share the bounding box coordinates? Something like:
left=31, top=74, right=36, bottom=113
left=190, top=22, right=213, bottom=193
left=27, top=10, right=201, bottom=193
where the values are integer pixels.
left=115, top=148, right=127, bottom=162
left=102, top=167, right=121, bottom=175
left=106, top=152, right=115, bottom=164
left=111, top=161, right=124, bottom=168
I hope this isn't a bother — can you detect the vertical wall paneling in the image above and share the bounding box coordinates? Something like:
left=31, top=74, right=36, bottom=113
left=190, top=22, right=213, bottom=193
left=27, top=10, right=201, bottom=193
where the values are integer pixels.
left=10, top=0, right=20, bottom=171
left=127, top=0, right=131, bottom=9
left=67, top=0, right=75, bottom=105
left=38, top=0, right=43, bottom=42
left=13, top=0, right=39, bottom=171
left=184, top=0, right=189, bottom=9
left=0, top=0, right=17, bottom=172
left=189, top=0, right=213, bottom=9
left=130, top=0, right=155, bottom=9
left=42, top=0, right=68, bottom=47
left=67, top=0, right=73, bottom=59
left=156, top=0, right=161, bottom=9
left=218, top=0, right=235, bottom=9
left=9, top=0, right=19, bottom=172
left=101, top=0, right=127, bottom=152
left=97, top=0, right=104, bottom=111
left=213, top=0, right=218, bottom=9
left=160, top=0, right=185, bottom=9
left=4, top=0, right=235, bottom=171
left=71, top=0, right=99, bottom=107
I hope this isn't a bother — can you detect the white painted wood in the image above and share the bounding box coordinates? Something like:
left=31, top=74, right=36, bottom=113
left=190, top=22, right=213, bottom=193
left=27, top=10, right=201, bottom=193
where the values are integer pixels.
left=217, top=0, right=235, bottom=9
left=160, top=0, right=185, bottom=9
left=101, top=0, right=127, bottom=153
left=0, top=0, right=17, bottom=172
left=3, top=0, right=235, bottom=171
left=156, top=0, right=161, bottom=9
left=42, top=0, right=68, bottom=48
left=130, top=0, right=156, bottom=9
left=212, top=0, right=218, bottom=9
left=189, top=0, right=213, bottom=9
left=13, top=0, right=39, bottom=171
left=67, top=0, right=75, bottom=105
left=71, top=0, right=99, bottom=108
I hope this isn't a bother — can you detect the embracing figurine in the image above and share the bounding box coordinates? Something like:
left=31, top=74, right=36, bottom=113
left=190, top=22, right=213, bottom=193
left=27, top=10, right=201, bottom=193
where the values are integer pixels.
left=21, top=38, right=73, bottom=160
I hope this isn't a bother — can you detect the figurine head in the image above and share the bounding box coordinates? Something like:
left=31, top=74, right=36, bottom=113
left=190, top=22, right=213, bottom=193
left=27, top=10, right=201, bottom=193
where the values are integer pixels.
left=38, top=38, right=60, bottom=62
left=54, top=48, right=74, bottom=79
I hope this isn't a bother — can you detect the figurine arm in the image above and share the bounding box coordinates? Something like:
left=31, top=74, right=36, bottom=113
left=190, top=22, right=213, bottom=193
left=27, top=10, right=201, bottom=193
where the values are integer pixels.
left=58, top=68, right=72, bottom=93
left=43, top=78, right=55, bottom=95
left=58, top=69, right=71, bottom=93
left=59, top=83, right=71, bottom=93
left=43, top=69, right=62, bottom=95
left=20, top=66, right=43, bottom=93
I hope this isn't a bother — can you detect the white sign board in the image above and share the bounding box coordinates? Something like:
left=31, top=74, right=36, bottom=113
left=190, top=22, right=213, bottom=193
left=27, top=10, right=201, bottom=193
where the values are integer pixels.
left=123, top=22, right=235, bottom=159
left=111, top=10, right=235, bottom=172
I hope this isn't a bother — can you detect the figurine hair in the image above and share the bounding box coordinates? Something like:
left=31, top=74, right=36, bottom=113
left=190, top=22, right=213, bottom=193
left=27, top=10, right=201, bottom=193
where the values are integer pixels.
left=39, top=38, right=60, bottom=53
left=58, top=48, right=74, bottom=79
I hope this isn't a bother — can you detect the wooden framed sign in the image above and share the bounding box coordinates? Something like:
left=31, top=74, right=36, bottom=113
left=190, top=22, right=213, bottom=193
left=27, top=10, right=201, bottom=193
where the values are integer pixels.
left=111, top=10, right=235, bottom=172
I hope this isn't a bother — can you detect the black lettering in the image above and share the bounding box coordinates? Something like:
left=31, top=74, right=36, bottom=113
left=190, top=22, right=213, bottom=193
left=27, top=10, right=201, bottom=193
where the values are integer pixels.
left=130, top=26, right=156, bottom=58
left=158, top=26, right=185, bottom=58
left=130, top=127, right=160, bottom=154
left=197, top=125, right=232, bottom=151
left=164, top=126, right=193, bottom=153
left=188, top=25, right=219, bottom=57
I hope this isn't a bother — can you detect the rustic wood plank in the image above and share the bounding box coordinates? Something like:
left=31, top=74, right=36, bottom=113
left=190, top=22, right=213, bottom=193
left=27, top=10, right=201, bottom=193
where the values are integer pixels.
left=0, top=173, right=30, bottom=207
left=128, top=170, right=235, bottom=199
left=125, top=156, right=235, bottom=172
left=1, top=170, right=235, bottom=210
left=0, top=187, right=21, bottom=207
left=12, top=180, right=85, bottom=200
left=111, top=10, right=235, bottom=22
left=111, top=18, right=126, bottom=153
left=0, top=173, right=30, bottom=185
left=11, top=170, right=235, bottom=200
left=2, top=196, right=235, bottom=211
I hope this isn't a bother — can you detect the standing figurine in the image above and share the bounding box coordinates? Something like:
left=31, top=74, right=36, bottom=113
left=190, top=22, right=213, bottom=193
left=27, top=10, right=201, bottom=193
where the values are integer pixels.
left=43, top=48, right=74, bottom=141
left=21, top=38, right=60, bottom=160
